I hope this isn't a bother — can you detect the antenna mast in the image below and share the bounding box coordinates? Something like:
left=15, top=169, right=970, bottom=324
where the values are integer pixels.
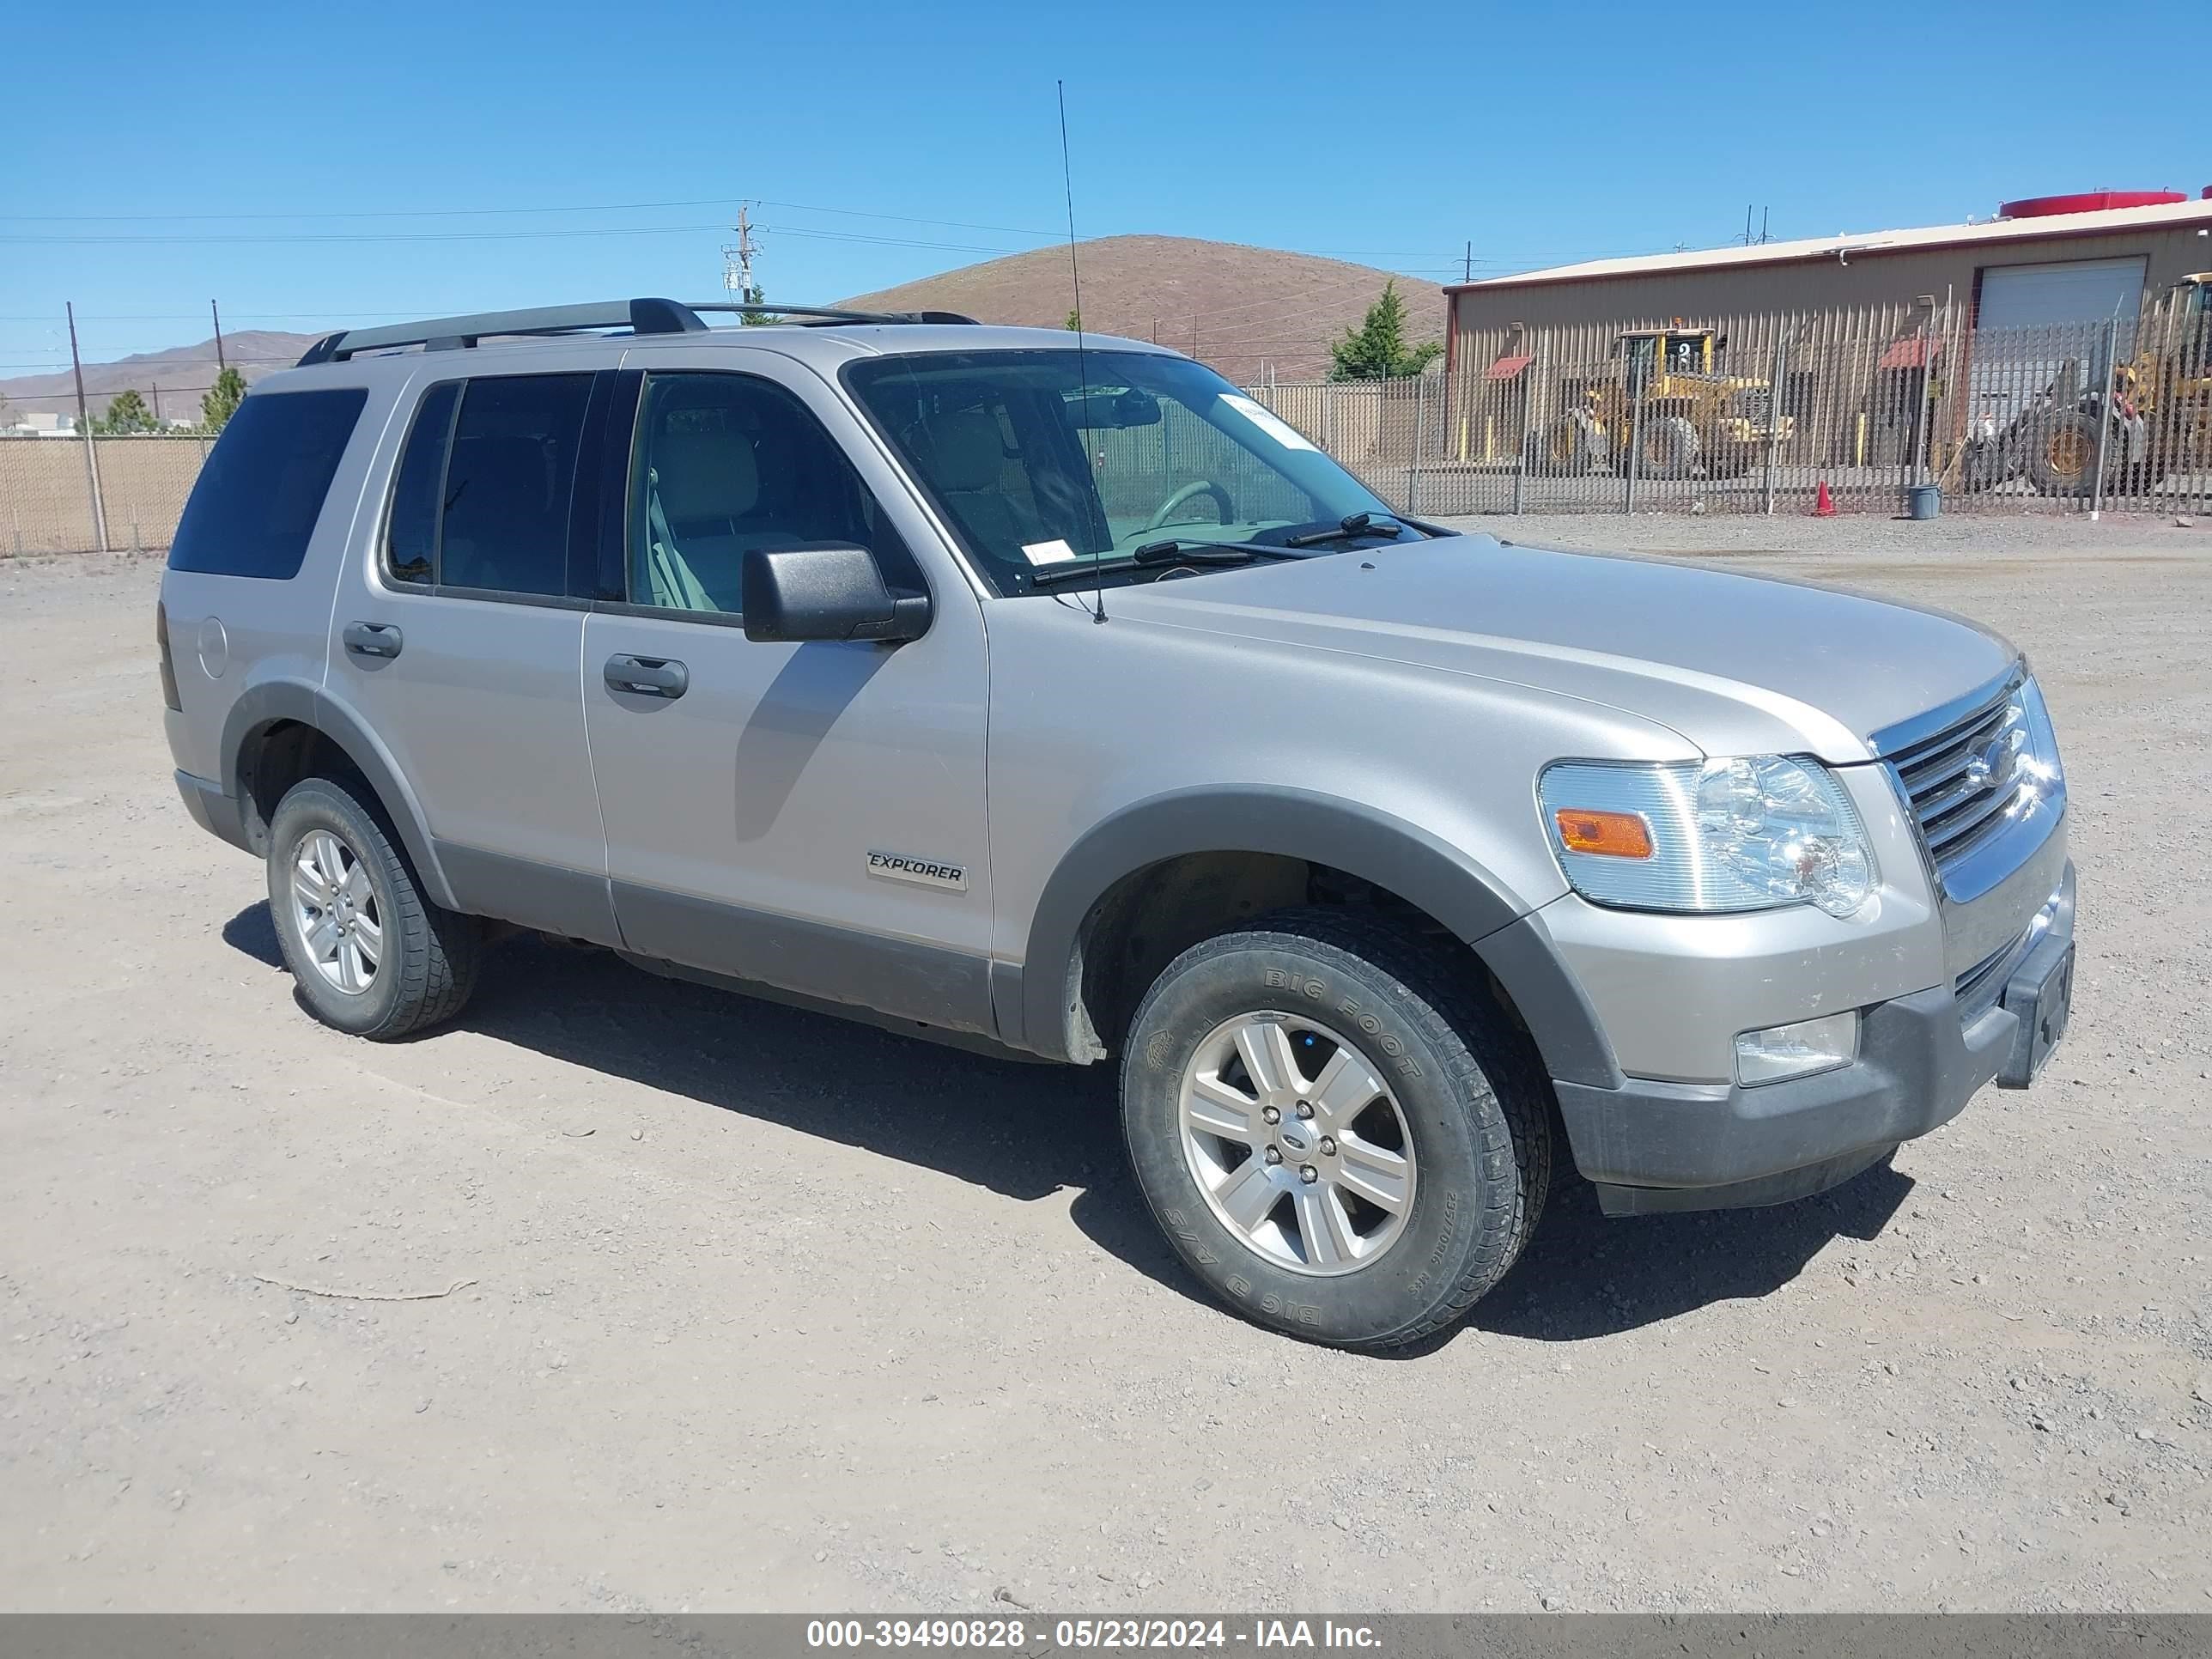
left=1057, top=80, right=1104, bottom=625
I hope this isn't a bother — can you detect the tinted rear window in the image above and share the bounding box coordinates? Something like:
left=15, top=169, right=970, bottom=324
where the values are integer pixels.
left=438, top=374, right=592, bottom=596
left=167, top=388, right=368, bottom=579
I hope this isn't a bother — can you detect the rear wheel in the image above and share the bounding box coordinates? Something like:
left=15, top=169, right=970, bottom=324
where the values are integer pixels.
left=266, top=777, right=480, bottom=1040
left=1120, top=908, right=1551, bottom=1350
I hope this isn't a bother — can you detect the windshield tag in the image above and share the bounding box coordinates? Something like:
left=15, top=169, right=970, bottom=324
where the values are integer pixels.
left=1218, top=393, right=1318, bottom=453
left=1019, top=538, right=1081, bottom=566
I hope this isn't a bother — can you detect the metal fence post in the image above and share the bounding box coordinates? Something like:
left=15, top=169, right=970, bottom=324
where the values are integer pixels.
left=1512, top=356, right=1534, bottom=515
left=1624, top=371, right=1647, bottom=514
left=1408, top=374, right=1425, bottom=515
left=1762, top=334, right=1787, bottom=516
left=81, top=431, right=111, bottom=553
left=2089, top=315, right=2118, bottom=521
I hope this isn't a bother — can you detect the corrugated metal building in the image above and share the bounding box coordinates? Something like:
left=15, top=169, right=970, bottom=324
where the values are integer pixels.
left=1434, top=193, right=2212, bottom=489
left=1446, top=193, right=2212, bottom=367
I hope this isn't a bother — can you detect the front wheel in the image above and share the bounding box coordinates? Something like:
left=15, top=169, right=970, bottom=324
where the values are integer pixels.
left=2027, top=411, right=2098, bottom=496
left=1120, top=909, right=1551, bottom=1350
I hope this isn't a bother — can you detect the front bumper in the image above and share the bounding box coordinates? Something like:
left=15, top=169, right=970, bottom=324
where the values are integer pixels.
left=1555, top=862, right=2075, bottom=1215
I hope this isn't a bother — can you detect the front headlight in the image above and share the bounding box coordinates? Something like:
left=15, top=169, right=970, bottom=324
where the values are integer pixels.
left=1540, top=756, right=1875, bottom=918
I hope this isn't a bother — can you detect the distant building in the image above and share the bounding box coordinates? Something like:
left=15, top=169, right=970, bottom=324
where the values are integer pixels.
left=1442, top=191, right=2212, bottom=472
left=1446, top=192, right=2212, bottom=360
left=3, top=411, right=76, bottom=437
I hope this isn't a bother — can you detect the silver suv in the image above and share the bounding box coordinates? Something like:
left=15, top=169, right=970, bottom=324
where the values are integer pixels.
left=159, top=296, right=2075, bottom=1349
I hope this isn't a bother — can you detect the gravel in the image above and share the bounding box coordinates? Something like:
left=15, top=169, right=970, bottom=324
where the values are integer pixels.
left=0, top=515, right=2206, bottom=1613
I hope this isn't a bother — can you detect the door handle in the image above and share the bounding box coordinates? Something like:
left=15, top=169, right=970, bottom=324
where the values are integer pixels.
left=604, top=653, right=689, bottom=699
left=343, top=622, right=404, bottom=659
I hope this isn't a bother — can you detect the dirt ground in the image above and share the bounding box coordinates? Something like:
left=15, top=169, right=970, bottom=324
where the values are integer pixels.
left=2, top=514, right=2208, bottom=1614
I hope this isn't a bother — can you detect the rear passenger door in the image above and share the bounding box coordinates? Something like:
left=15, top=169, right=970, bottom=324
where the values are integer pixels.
left=325, top=367, right=620, bottom=945
left=580, top=359, right=994, bottom=1032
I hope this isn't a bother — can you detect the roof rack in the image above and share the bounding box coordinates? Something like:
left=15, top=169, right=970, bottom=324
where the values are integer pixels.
left=295, top=297, right=979, bottom=367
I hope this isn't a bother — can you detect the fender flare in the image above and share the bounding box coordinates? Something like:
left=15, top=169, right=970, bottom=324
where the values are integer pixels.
left=218, top=678, right=459, bottom=911
left=1011, top=785, right=1620, bottom=1088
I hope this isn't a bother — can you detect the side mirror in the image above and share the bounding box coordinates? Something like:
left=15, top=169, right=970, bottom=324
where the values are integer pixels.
left=740, top=545, right=930, bottom=644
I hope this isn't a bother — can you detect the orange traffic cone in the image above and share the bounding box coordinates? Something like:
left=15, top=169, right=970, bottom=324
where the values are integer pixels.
left=1813, top=478, right=1836, bottom=517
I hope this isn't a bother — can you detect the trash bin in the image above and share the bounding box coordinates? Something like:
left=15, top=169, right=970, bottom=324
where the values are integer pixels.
left=1905, top=484, right=1942, bottom=520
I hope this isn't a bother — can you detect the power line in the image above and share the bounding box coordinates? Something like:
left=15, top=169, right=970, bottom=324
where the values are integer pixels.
left=1, top=223, right=732, bottom=246
left=3, top=191, right=1061, bottom=238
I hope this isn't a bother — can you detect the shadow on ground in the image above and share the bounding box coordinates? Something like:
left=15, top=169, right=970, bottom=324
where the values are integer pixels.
left=226, top=908, right=1911, bottom=1348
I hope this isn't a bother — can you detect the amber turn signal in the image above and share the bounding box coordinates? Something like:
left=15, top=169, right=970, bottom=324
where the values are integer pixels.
left=1553, top=807, right=1654, bottom=860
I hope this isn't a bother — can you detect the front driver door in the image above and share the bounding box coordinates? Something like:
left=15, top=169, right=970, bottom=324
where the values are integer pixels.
left=580, top=358, right=995, bottom=1033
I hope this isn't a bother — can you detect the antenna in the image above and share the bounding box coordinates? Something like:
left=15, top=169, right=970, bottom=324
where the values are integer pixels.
left=1057, top=79, right=1105, bottom=623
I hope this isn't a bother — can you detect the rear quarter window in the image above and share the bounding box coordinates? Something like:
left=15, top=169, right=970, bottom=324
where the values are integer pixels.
left=167, top=387, right=368, bottom=579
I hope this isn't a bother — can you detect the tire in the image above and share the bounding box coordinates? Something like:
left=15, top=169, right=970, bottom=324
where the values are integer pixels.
left=265, top=776, right=481, bottom=1040
left=1120, top=908, right=1552, bottom=1351
left=1705, top=441, right=1756, bottom=479
left=1526, top=412, right=1601, bottom=476
left=1638, top=414, right=1701, bottom=479
left=2027, top=410, right=2098, bottom=496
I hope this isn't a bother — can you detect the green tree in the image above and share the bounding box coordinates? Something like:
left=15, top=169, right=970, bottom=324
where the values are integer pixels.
left=1327, top=280, right=1443, bottom=382
left=1064, top=308, right=1082, bottom=331
left=99, top=389, right=157, bottom=434
left=738, top=288, right=778, bottom=326
left=200, top=367, right=246, bottom=431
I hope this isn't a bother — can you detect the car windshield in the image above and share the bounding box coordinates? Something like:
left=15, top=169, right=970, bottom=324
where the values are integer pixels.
left=842, top=348, right=1406, bottom=593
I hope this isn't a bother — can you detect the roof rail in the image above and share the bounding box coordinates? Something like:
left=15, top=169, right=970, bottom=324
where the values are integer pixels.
left=684, top=301, right=981, bottom=328
left=295, top=297, right=980, bottom=367
left=295, top=298, right=704, bottom=366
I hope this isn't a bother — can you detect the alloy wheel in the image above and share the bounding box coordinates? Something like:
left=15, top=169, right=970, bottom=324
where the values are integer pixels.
left=289, top=829, right=382, bottom=994
left=1178, top=1012, right=1416, bottom=1275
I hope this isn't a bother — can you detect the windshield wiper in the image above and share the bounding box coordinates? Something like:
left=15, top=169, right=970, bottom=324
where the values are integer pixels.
left=1132, top=537, right=1297, bottom=564
left=1283, top=511, right=1410, bottom=549
left=1028, top=540, right=1291, bottom=587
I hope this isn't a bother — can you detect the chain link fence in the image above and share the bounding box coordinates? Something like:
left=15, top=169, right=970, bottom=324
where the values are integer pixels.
left=7, top=290, right=2206, bottom=556
left=2, top=434, right=213, bottom=556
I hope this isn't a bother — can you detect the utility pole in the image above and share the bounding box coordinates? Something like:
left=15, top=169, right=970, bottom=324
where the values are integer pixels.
left=66, top=302, right=110, bottom=552
left=1463, top=240, right=1473, bottom=283
left=722, top=204, right=763, bottom=312
left=210, top=299, right=227, bottom=372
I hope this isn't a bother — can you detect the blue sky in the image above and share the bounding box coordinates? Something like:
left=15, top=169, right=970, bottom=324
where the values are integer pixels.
left=5, top=0, right=2207, bottom=374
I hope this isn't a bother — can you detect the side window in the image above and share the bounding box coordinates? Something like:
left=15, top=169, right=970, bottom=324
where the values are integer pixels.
left=439, top=374, right=593, bottom=597
left=167, top=388, right=368, bottom=580
left=629, top=371, right=919, bottom=615
left=384, top=380, right=459, bottom=586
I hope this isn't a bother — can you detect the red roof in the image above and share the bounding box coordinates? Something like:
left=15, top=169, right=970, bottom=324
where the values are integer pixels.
left=1486, top=353, right=1534, bottom=380
left=1878, top=336, right=1942, bottom=370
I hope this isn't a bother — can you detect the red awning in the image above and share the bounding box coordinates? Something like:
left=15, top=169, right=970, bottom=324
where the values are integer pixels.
left=1486, top=353, right=1534, bottom=380
left=1878, top=336, right=1942, bottom=369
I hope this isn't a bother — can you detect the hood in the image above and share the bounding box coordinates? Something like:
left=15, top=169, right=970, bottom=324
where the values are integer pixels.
left=1099, top=534, right=2017, bottom=764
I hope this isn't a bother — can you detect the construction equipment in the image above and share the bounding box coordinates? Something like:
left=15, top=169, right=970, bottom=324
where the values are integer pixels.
left=1528, top=325, right=1795, bottom=479
left=1964, top=276, right=2212, bottom=497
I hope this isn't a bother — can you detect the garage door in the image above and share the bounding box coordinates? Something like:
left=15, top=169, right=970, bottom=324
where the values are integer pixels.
left=1976, top=257, right=2146, bottom=329
left=1972, top=257, right=2147, bottom=422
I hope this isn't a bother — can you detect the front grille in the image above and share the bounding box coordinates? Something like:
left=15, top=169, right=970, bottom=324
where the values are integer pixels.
left=1888, top=681, right=2029, bottom=876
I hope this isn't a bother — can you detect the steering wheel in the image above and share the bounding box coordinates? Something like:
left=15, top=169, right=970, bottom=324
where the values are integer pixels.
left=1144, top=479, right=1236, bottom=532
